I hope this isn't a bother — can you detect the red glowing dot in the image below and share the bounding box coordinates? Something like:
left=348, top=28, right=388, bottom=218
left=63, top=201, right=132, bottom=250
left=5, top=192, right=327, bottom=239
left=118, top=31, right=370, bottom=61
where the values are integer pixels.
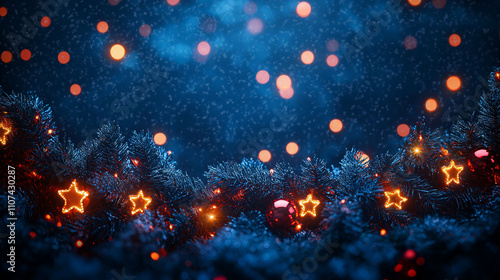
left=408, top=0, right=421, bottom=6
left=279, top=87, right=294, bottom=99
left=286, top=142, right=299, bottom=155
left=276, top=75, right=292, bottom=91
left=446, top=76, right=461, bottom=91
left=45, top=214, right=51, bottom=220
left=404, top=36, right=417, bottom=50
left=256, top=70, right=270, bottom=84
left=97, top=21, right=109, bottom=33
left=167, top=0, right=180, bottom=6
left=70, top=84, right=82, bottom=96
left=48, top=129, right=53, bottom=134
left=139, top=24, right=152, bottom=37
left=326, top=54, right=339, bottom=67
left=20, top=49, right=32, bottom=61
left=185, top=260, right=192, bottom=267
left=197, top=41, right=211, bottom=56
left=449, top=34, right=461, bottom=47
left=58, top=51, right=70, bottom=64
left=329, top=119, right=343, bottom=133
left=0, top=7, right=7, bottom=17
left=110, top=44, right=126, bottom=60
left=394, top=264, right=403, bottom=272
left=151, top=252, right=160, bottom=260
left=40, top=16, right=51, bottom=27
left=76, top=240, right=83, bottom=247
left=432, top=0, right=446, bottom=9
left=397, top=124, right=410, bottom=137
left=425, top=98, right=438, bottom=112
left=258, top=150, right=272, bottom=163
left=380, top=229, right=387, bottom=236
left=247, top=18, right=263, bottom=35
left=416, top=257, right=425, bottom=265
left=408, top=269, right=417, bottom=277
left=57, top=222, right=62, bottom=227
left=108, top=0, right=121, bottom=5
left=301, top=50, right=314, bottom=64
left=404, top=249, right=416, bottom=259
left=296, top=2, right=311, bottom=18
left=214, top=276, right=227, bottom=280
left=30, top=232, right=36, bottom=238
left=154, top=133, right=167, bottom=145
left=1, top=51, right=13, bottom=63
left=327, top=39, right=339, bottom=52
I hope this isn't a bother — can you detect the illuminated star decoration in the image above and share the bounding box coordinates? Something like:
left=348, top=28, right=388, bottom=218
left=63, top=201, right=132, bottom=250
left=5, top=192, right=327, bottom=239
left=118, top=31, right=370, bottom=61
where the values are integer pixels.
left=384, top=190, right=408, bottom=210
left=299, top=194, right=321, bottom=217
left=442, top=160, right=464, bottom=185
left=0, top=122, right=11, bottom=145
left=58, top=180, right=89, bottom=214
left=129, top=190, right=152, bottom=215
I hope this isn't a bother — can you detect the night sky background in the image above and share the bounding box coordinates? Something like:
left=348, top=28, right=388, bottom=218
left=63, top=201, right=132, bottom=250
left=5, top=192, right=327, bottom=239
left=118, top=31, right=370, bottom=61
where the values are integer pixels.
left=1, top=0, right=499, bottom=178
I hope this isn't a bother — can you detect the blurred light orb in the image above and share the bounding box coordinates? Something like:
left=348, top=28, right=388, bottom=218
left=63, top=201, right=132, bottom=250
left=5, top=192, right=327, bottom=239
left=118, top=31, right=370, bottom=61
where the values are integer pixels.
left=58, top=51, right=70, bottom=64
left=41, top=16, right=51, bottom=27
left=329, top=119, right=343, bottom=133
left=108, top=0, right=120, bottom=5
left=256, top=70, right=270, bottom=84
left=1, top=51, right=12, bottom=63
left=326, top=54, right=339, bottom=67
left=167, top=0, right=180, bottom=6
left=432, top=0, right=446, bottom=9
left=279, top=87, right=294, bottom=99
left=97, top=21, right=108, bottom=33
left=404, top=36, right=417, bottom=50
left=296, top=2, right=311, bottom=18
left=70, top=84, right=81, bottom=96
left=276, top=75, right=292, bottom=91
left=425, top=98, right=438, bottom=112
left=154, top=133, right=167, bottom=145
left=356, top=151, right=370, bottom=165
left=247, top=18, right=263, bottom=35
left=448, top=34, right=461, bottom=47
left=197, top=41, right=211, bottom=56
left=20, top=49, right=31, bottom=61
left=397, top=124, right=410, bottom=137
left=110, top=44, right=126, bottom=60
left=408, top=0, right=421, bottom=6
left=327, top=39, right=339, bottom=52
left=139, top=24, right=152, bottom=37
left=244, top=1, right=258, bottom=15
left=286, top=142, right=299, bottom=155
left=301, top=50, right=314, bottom=64
left=0, top=7, right=7, bottom=17
left=446, top=76, right=461, bottom=91
left=258, top=150, right=272, bottom=162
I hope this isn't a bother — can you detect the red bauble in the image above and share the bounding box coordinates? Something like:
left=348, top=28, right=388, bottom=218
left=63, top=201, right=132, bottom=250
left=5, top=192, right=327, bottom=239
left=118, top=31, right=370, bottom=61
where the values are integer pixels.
left=467, top=149, right=497, bottom=176
left=266, top=199, right=299, bottom=230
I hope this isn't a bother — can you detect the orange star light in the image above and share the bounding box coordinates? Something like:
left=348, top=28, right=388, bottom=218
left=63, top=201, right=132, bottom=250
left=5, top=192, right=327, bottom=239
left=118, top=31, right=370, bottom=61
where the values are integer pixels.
left=442, top=160, right=463, bottom=185
left=0, top=122, right=11, bottom=145
left=58, top=180, right=89, bottom=214
left=129, top=190, right=152, bottom=215
left=384, top=189, right=408, bottom=210
left=299, top=194, right=321, bottom=217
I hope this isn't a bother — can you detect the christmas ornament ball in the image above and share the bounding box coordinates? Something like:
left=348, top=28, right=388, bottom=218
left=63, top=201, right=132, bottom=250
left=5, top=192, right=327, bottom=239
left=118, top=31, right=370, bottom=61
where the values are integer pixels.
left=467, top=149, right=497, bottom=176
left=266, top=199, right=299, bottom=230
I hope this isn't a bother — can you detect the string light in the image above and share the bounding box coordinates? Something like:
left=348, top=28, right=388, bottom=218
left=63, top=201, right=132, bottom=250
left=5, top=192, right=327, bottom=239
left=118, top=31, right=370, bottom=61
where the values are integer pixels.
left=442, top=160, right=463, bottom=185
left=384, top=189, right=408, bottom=210
left=129, top=190, right=152, bottom=215
left=0, top=122, right=11, bottom=145
left=58, top=180, right=89, bottom=214
left=299, top=194, right=321, bottom=217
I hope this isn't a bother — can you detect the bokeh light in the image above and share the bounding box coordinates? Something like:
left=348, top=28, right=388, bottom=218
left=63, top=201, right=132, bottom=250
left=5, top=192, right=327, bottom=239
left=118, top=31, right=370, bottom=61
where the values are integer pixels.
left=329, top=119, right=343, bottom=133
left=286, top=142, right=299, bottom=155
left=58, top=51, right=70, bottom=64
left=326, top=54, right=339, bottom=67
left=244, top=2, right=257, bottom=15
left=70, top=84, right=81, bottom=96
left=40, top=16, right=51, bottom=27
left=301, top=50, right=314, bottom=65
left=449, top=34, right=461, bottom=47
left=1, top=51, right=12, bottom=63
left=397, top=124, right=410, bottom=137
left=356, top=151, right=370, bottom=165
left=154, top=133, right=167, bottom=145
left=256, top=70, right=270, bottom=84
left=0, top=7, right=7, bottom=17
left=327, top=39, right=339, bottom=52
left=408, top=0, right=421, bottom=6
left=97, top=21, right=109, bottom=33
left=76, top=240, right=83, bottom=247
left=247, top=18, right=263, bottom=35
left=425, top=98, right=438, bottom=112
left=276, top=75, right=292, bottom=91
left=446, top=76, right=461, bottom=91
left=139, top=24, right=152, bottom=37
left=108, top=0, right=120, bottom=5
left=258, top=150, right=272, bottom=163
left=150, top=252, right=160, bottom=260
left=110, top=44, right=126, bottom=60
left=433, top=0, right=446, bottom=9
left=416, top=257, right=426, bottom=265
left=404, top=36, right=417, bottom=50
left=167, top=0, right=180, bottom=6
left=296, top=2, right=311, bottom=18
left=394, top=264, right=403, bottom=272
left=408, top=269, right=417, bottom=277
left=279, top=87, right=294, bottom=99
left=197, top=41, right=211, bottom=56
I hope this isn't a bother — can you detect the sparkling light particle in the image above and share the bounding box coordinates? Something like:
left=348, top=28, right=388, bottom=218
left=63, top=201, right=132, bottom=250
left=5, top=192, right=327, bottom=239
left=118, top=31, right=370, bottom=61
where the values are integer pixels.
left=446, top=76, right=461, bottom=91
left=408, top=0, right=421, bottom=6
left=404, top=36, right=417, bottom=50
left=167, top=0, right=180, bottom=6
left=70, top=84, right=82, bottom=96
left=326, top=54, right=339, bottom=67
left=97, top=21, right=109, bottom=33
left=139, top=24, right=152, bottom=37
left=301, top=50, right=314, bottom=64
left=110, top=44, right=126, bottom=60
left=154, top=133, right=167, bottom=145
left=256, top=70, right=270, bottom=84
left=151, top=252, right=160, bottom=260
left=279, top=87, right=294, bottom=99
left=247, top=18, right=263, bottom=35
left=1, top=51, right=13, bottom=63
left=296, top=2, right=311, bottom=18
left=58, top=51, right=70, bottom=64
left=258, top=150, right=272, bottom=163
left=276, top=75, right=292, bottom=91
left=449, top=34, right=461, bottom=47
left=329, top=119, right=343, bottom=133
left=397, top=124, right=410, bottom=137
left=40, top=16, right=51, bottom=27
left=286, top=142, right=299, bottom=155
left=197, top=41, right=211, bottom=56
left=425, top=98, right=438, bottom=112
left=20, top=49, right=31, bottom=61
left=0, top=7, right=7, bottom=17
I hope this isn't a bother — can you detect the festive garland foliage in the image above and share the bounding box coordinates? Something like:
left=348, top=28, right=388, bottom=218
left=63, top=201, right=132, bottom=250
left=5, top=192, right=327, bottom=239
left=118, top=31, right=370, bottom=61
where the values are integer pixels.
left=1, top=68, right=500, bottom=279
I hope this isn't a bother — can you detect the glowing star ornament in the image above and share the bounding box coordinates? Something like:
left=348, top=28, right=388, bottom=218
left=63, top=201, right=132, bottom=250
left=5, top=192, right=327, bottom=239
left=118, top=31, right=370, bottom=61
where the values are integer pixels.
left=129, top=190, right=152, bottom=215
left=0, top=122, right=11, bottom=145
left=58, top=180, right=89, bottom=214
left=299, top=194, right=321, bottom=217
left=442, top=160, right=464, bottom=185
left=384, top=190, right=408, bottom=210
